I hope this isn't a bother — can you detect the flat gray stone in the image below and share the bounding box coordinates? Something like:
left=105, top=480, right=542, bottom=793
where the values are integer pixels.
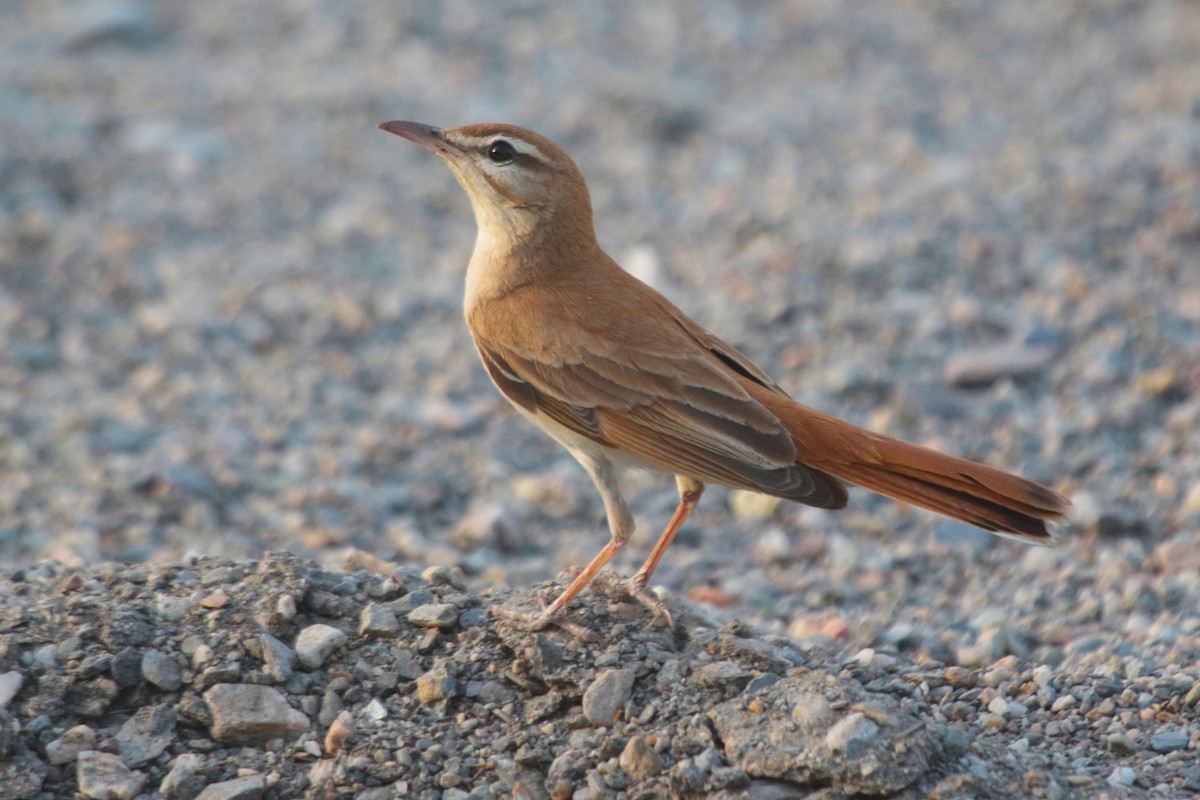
left=194, top=775, right=265, bottom=800
left=77, top=750, right=147, bottom=800
left=116, top=704, right=176, bottom=767
left=46, top=724, right=97, bottom=765
left=582, top=668, right=635, bottom=727
left=203, top=683, right=309, bottom=745
left=294, top=624, right=347, bottom=670
left=141, top=650, right=183, bottom=692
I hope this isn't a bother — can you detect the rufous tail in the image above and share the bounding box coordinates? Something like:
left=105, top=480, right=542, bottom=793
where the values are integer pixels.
left=750, top=387, right=1070, bottom=543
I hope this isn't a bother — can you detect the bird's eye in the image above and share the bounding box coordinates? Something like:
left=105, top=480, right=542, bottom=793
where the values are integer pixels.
left=487, top=140, right=517, bottom=164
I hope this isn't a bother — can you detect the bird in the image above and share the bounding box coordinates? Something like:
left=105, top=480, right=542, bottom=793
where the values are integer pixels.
left=378, top=120, right=1070, bottom=629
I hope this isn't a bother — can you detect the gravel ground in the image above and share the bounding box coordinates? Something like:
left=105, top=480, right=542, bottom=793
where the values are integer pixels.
left=1, top=0, right=1198, bottom=798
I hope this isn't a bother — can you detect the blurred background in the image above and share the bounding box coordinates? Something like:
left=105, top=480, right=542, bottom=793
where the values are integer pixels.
left=1, top=1, right=1198, bottom=644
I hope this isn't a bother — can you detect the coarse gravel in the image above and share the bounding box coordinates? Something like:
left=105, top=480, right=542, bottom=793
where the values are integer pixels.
left=1, top=1, right=1198, bottom=798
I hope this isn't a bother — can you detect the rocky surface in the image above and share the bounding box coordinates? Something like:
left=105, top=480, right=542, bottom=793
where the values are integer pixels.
left=0, top=553, right=1195, bottom=799
left=1, top=0, right=1198, bottom=797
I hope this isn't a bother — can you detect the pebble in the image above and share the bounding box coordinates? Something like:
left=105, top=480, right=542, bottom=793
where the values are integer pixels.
left=46, top=724, right=97, bottom=765
left=0, top=672, right=22, bottom=708
left=359, top=603, right=400, bottom=638
left=155, top=595, right=191, bottom=622
left=116, top=705, right=176, bottom=767
left=202, top=684, right=309, bottom=744
left=193, top=774, right=266, bottom=800
left=247, top=636, right=289, bottom=685
left=407, top=602, right=460, bottom=630
left=1150, top=731, right=1189, bottom=753
left=294, top=624, right=347, bottom=670
left=77, top=750, right=147, bottom=800
left=582, top=669, right=636, bottom=727
left=160, top=753, right=205, bottom=800
left=824, top=712, right=880, bottom=756
left=619, top=734, right=665, bottom=781
left=142, top=649, right=183, bottom=691
left=1107, top=766, right=1138, bottom=787
left=415, top=663, right=457, bottom=705
left=943, top=345, right=1054, bottom=388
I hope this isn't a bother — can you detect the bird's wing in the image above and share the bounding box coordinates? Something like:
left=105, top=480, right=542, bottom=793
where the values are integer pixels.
left=472, top=310, right=846, bottom=507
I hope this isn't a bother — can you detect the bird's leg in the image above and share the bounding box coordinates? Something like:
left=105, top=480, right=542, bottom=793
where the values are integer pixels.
left=622, top=476, right=705, bottom=626
left=500, top=448, right=635, bottom=631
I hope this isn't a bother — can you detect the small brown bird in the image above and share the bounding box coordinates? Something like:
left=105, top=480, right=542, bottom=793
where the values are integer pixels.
left=379, top=120, right=1069, bottom=628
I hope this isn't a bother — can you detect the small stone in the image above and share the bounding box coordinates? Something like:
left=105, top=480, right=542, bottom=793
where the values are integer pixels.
left=582, top=669, right=636, bottom=727
left=142, top=650, right=183, bottom=691
left=194, top=775, right=265, bottom=800
left=689, top=661, right=751, bottom=691
left=365, top=698, right=387, bottom=721
left=407, top=603, right=460, bottom=630
left=258, top=634, right=295, bottom=683
left=824, top=712, right=879, bottom=756
left=160, top=753, right=205, bottom=800
left=0, top=672, right=24, bottom=709
left=116, top=705, right=176, bottom=767
left=619, top=734, right=665, bottom=781
left=203, top=684, right=309, bottom=744
left=421, top=565, right=467, bottom=590
left=77, top=750, right=147, bottom=800
left=1150, top=731, right=1189, bottom=753
left=199, top=589, right=230, bottom=609
left=415, top=663, right=457, bottom=705
left=944, top=345, right=1053, bottom=388
left=359, top=604, right=400, bottom=639
left=276, top=594, right=297, bottom=620
left=955, top=644, right=990, bottom=668
left=155, top=595, right=191, bottom=622
left=294, top=624, right=347, bottom=670
left=1051, top=694, right=1076, bottom=712
left=988, top=697, right=1010, bottom=717
left=1107, top=767, right=1137, bottom=787
left=980, top=713, right=1006, bottom=730
left=1032, top=665, right=1054, bottom=689
left=791, top=691, right=835, bottom=727
left=46, top=724, right=97, bottom=765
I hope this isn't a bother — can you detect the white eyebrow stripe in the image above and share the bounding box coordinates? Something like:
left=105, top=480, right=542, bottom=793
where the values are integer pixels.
left=451, top=134, right=553, bottom=165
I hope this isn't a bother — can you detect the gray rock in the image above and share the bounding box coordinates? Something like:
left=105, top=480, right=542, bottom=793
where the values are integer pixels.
left=415, top=662, right=457, bottom=705
left=203, top=684, right=309, bottom=744
left=46, top=723, right=97, bottom=765
left=407, top=602, right=460, bottom=629
left=194, top=775, right=265, bottom=800
left=77, top=750, right=147, bottom=800
left=824, top=712, right=880, bottom=757
left=360, top=603, right=400, bottom=638
left=142, top=649, right=183, bottom=691
left=258, top=633, right=296, bottom=683
left=1151, top=730, right=1190, bottom=753
left=715, top=672, right=940, bottom=796
left=944, top=345, right=1054, bottom=388
left=619, top=734, right=665, bottom=781
left=0, top=750, right=49, bottom=800
left=159, top=753, right=205, bottom=800
left=116, top=704, right=176, bottom=767
left=294, top=624, right=347, bottom=670
left=582, top=669, right=636, bottom=727
left=0, top=672, right=22, bottom=709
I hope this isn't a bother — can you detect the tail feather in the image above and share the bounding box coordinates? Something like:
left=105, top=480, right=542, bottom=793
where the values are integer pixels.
left=746, top=385, right=1070, bottom=543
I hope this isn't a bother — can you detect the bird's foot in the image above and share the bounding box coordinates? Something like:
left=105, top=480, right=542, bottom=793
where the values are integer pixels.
left=494, top=593, right=600, bottom=642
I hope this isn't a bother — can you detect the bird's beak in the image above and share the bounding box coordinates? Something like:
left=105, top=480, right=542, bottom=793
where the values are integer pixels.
left=377, top=120, right=461, bottom=158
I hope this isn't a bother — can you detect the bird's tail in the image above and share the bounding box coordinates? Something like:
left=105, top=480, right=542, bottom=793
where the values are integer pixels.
left=749, top=387, right=1069, bottom=542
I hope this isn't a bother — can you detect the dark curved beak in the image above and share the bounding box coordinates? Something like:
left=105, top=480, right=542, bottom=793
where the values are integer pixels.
left=378, top=120, right=447, bottom=153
